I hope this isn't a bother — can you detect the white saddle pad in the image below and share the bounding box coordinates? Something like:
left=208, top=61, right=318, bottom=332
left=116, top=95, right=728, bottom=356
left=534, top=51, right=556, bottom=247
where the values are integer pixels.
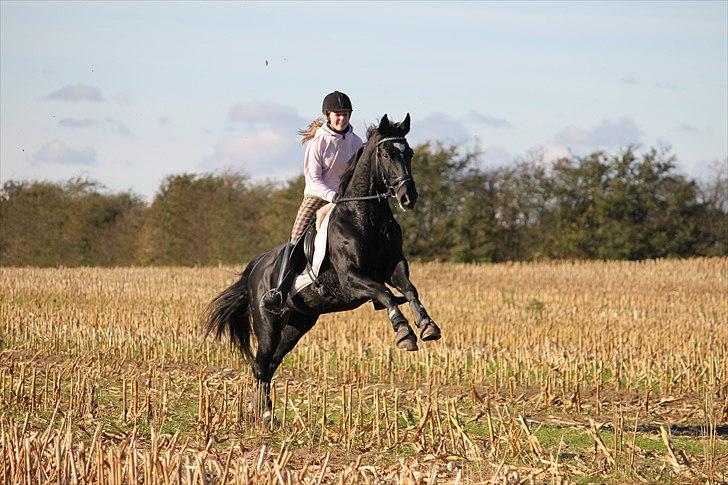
left=290, top=209, right=333, bottom=297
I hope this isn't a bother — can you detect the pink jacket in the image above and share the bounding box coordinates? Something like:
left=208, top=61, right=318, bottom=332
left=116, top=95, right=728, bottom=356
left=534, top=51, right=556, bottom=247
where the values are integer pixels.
left=303, top=123, right=363, bottom=202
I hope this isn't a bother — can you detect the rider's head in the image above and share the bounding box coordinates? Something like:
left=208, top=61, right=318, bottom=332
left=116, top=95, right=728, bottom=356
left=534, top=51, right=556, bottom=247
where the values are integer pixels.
left=322, top=91, right=352, bottom=133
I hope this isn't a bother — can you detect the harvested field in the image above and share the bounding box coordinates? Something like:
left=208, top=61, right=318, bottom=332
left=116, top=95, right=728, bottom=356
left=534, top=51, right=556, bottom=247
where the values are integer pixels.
left=1, top=258, right=727, bottom=483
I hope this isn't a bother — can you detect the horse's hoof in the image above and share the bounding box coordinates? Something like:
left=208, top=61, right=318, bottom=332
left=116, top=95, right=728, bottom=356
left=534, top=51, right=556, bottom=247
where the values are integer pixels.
left=420, top=320, right=442, bottom=341
left=395, top=325, right=418, bottom=351
left=397, top=336, right=418, bottom=351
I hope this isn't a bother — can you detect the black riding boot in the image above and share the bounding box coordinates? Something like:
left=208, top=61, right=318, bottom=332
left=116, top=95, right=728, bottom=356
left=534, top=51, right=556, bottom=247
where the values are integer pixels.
left=260, top=240, right=293, bottom=312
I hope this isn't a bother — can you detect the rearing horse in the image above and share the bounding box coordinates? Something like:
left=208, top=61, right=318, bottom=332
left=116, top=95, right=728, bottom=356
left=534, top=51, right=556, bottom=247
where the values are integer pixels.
left=204, top=114, right=441, bottom=420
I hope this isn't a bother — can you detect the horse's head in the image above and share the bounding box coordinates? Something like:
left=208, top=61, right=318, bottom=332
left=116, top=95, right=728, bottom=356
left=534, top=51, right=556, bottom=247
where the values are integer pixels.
left=375, top=113, right=418, bottom=211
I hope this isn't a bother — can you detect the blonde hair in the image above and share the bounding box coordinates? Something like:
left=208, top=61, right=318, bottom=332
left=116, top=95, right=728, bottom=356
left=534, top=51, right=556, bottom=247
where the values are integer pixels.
left=297, top=117, right=325, bottom=145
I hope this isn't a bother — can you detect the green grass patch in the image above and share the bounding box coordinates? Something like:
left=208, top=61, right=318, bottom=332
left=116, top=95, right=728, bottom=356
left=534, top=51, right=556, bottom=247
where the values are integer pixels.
left=533, top=424, right=593, bottom=450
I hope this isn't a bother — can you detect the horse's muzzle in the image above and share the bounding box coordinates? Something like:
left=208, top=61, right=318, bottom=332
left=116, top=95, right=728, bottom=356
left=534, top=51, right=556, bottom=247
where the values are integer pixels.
left=397, top=181, right=418, bottom=211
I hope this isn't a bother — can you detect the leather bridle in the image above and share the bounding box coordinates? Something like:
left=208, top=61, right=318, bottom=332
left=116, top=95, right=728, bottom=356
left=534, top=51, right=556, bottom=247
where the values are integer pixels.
left=335, top=136, right=413, bottom=203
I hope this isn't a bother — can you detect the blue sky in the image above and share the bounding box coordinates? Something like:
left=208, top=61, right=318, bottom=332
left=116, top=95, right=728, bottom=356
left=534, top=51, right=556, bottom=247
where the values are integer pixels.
left=1, top=1, right=726, bottom=199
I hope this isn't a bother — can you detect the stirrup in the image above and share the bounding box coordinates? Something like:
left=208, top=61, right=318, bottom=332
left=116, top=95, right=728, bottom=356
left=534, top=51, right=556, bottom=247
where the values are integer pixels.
left=261, top=240, right=293, bottom=313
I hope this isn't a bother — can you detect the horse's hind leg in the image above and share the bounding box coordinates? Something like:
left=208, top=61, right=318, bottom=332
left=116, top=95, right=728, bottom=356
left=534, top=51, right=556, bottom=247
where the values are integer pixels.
left=389, top=260, right=442, bottom=341
left=250, top=309, right=285, bottom=422
left=251, top=312, right=318, bottom=423
left=268, top=313, right=319, bottom=377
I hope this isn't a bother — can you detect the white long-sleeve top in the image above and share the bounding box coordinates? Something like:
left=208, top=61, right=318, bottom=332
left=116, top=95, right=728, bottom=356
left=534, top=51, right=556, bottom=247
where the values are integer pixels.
left=303, top=123, right=363, bottom=202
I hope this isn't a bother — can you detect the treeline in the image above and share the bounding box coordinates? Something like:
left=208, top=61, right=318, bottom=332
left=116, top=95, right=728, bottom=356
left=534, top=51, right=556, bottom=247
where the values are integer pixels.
left=399, top=145, right=727, bottom=261
left=1, top=145, right=726, bottom=266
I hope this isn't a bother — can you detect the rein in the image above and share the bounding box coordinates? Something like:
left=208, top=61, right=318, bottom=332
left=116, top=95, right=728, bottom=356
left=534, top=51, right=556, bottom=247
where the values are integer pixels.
left=335, top=193, right=390, bottom=203
left=335, top=136, right=411, bottom=204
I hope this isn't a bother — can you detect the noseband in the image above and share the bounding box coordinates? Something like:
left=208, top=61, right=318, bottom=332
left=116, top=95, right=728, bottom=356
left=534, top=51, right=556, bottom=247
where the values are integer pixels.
left=335, top=136, right=412, bottom=203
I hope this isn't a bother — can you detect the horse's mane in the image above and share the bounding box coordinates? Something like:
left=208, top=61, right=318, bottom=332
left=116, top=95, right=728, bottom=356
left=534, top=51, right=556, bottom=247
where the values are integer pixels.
left=365, top=124, right=380, bottom=140
left=336, top=148, right=361, bottom=196
left=337, top=122, right=408, bottom=195
left=337, top=124, right=378, bottom=195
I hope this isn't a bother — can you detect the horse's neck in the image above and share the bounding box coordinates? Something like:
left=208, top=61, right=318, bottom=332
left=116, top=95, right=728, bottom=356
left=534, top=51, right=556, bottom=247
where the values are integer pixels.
left=342, top=151, right=392, bottom=224
left=343, top=151, right=378, bottom=198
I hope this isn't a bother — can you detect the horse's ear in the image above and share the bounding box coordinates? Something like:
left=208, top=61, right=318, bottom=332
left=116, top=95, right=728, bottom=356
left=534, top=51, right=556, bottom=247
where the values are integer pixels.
left=399, top=113, right=411, bottom=134
left=378, top=114, right=390, bottom=131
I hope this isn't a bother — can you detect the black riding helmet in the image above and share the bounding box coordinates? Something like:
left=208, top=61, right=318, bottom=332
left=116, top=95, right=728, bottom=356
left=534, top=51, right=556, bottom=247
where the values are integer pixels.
left=322, top=91, right=353, bottom=114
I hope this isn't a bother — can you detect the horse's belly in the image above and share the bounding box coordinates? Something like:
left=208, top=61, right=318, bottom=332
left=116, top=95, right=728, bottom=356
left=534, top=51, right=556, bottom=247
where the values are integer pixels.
left=291, top=284, right=366, bottom=314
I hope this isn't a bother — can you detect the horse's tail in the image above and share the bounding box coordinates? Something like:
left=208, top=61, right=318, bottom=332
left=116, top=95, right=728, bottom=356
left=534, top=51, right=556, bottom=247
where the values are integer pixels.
left=203, top=260, right=256, bottom=364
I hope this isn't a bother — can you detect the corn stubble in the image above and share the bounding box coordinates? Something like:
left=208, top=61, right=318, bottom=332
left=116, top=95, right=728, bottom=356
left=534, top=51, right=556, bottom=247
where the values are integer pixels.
left=0, top=259, right=726, bottom=483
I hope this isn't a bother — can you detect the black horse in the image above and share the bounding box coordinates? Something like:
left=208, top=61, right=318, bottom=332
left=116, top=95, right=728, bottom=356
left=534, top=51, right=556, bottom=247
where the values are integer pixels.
left=204, top=114, right=441, bottom=420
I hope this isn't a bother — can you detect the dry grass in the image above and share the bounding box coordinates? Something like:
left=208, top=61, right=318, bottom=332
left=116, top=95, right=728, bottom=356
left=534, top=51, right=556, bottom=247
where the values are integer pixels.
left=1, top=258, right=726, bottom=483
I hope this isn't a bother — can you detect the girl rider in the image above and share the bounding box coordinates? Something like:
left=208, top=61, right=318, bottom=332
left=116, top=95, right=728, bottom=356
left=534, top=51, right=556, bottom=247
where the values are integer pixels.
left=260, top=91, right=363, bottom=312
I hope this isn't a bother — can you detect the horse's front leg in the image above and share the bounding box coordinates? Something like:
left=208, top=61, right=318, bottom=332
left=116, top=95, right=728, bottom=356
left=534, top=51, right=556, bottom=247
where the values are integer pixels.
left=344, top=267, right=418, bottom=351
left=389, top=260, right=441, bottom=341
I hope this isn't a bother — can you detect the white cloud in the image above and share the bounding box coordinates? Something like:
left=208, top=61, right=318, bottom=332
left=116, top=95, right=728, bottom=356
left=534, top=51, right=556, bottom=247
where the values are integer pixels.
left=656, top=138, right=673, bottom=151
left=58, top=117, right=131, bottom=136
left=202, top=129, right=300, bottom=176
left=104, top=117, right=131, bottom=136
left=482, top=146, right=512, bottom=167
left=556, top=117, right=642, bottom=147
left=59, top=118, right=96, bottom=128
left=114, top=92, right=133, bottom=105
left=526, top=142, right=572, bottom=165
left=32, top=141, right=98, bottom=165
left=228, top=101, right=305, bottom=128
left=679, top=123, right=700, bottom=133
left=466, top=111, right=514, bottom=129
left=43, top=84, right=104, bottom=102
left=409, top=112, right=472, bottom=146
left=678, top=123, right=711, bottom=135
left=619, top=76, right=678, bottom=90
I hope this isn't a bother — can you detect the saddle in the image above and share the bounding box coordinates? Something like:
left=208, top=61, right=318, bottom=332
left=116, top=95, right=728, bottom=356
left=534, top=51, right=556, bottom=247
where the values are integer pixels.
left=287, top=221, right=407, bottom=310
left=289, top=222, right=317, bottom=277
